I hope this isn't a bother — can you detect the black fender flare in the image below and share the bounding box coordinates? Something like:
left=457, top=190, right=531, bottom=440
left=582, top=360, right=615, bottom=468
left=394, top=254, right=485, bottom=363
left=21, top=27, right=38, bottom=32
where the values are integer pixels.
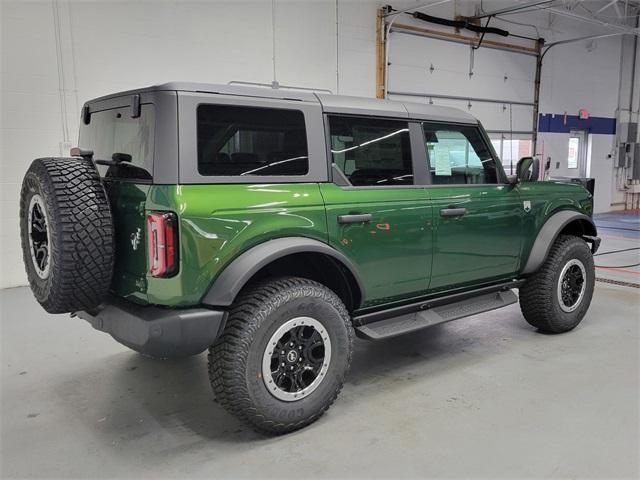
left=201, top=237, right=365, bottom=307
left=521, top=210, right=598, bottom=275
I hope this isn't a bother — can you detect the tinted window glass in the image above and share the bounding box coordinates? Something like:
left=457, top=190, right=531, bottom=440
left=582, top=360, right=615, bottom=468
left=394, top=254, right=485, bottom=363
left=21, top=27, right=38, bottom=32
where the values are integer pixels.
left=79, top=104, right=155, bottom=180
left=329, top=116, right=413, bottom=186
left=197, top=105, right=308, bottom=176
left=423, top=123, right=499, bottom=184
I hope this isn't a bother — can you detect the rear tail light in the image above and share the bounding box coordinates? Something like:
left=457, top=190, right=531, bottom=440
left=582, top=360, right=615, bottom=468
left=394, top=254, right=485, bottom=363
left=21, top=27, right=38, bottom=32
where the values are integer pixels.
left=147, top=212, right=179, bottom=277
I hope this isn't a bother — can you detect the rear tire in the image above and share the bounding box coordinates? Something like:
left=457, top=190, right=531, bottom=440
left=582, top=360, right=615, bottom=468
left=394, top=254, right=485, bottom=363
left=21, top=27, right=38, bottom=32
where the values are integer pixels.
left=519, top=235, right=595, bottom=333
left=20, top=157, right=114, bottom=313
left=208, top=277, right=354, bottom=434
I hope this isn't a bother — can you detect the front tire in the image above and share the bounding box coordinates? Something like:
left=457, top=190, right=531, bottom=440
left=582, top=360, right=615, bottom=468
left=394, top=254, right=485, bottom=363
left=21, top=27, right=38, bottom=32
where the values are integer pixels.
left=519, top=235, right=595, bottom=333
left=208, top=277, right=354, bottom=434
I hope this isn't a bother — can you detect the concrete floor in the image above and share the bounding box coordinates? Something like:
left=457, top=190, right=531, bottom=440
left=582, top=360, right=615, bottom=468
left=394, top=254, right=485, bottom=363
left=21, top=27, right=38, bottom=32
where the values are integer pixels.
left=2, top=217, right=639, bottom=479
left=593, top=211, right=640, bottom=287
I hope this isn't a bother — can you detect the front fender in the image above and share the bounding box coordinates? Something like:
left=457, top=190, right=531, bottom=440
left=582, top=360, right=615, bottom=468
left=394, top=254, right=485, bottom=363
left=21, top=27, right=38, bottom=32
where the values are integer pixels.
left=521, top=211, right=597, bottom=275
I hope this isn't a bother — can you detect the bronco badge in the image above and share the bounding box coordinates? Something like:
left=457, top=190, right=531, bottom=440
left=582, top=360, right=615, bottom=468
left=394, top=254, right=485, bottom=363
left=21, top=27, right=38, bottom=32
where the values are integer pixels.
left=130, top=228, right=141, bottom=251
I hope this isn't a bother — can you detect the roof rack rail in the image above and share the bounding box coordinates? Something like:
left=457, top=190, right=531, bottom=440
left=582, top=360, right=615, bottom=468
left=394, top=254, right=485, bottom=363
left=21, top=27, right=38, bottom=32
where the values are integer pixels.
left=227, top=80, right=333, bottom=94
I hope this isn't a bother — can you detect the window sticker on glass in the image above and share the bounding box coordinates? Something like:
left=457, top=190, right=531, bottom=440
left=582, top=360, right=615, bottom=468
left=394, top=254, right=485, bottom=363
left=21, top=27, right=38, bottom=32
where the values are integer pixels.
left=434, top=149, right=452, bottom=176
left=423, top=123, right=499, bottom=185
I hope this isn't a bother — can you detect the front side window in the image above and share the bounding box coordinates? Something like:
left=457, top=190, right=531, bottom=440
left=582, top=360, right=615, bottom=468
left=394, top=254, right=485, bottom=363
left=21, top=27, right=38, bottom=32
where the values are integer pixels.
left=197, top=105, right=308, bottom=176
left=423, top=123, right=499, bottom=184
left=329, top=116, right=413, bottom=186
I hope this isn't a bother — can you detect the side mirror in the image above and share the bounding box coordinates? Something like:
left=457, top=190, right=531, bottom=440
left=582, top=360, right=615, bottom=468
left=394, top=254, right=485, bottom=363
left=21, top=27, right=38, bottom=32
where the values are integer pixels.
left=516, top=156, right=540, bottom=183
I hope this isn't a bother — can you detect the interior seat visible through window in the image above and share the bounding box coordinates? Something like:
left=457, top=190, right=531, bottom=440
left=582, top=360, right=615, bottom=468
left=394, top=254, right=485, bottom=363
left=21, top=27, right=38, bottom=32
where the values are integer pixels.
left=328, top=115, right=414, bottom=186
left=197, top=104, right=309, bottom=176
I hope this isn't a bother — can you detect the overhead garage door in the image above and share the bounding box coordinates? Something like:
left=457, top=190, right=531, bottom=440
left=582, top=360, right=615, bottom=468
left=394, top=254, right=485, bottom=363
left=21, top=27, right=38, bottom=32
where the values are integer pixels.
left=386, top=29, right=538, bottom=174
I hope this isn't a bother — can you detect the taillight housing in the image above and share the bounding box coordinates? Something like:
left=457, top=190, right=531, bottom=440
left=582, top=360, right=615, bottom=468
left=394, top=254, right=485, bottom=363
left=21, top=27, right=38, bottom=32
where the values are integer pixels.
left=147, top=211, right=179, bottom=278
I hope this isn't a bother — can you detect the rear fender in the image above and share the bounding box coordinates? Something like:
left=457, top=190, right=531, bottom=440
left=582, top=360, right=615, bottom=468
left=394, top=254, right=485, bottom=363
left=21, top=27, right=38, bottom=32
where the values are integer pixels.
left=201, top=237, right=364, bottom=308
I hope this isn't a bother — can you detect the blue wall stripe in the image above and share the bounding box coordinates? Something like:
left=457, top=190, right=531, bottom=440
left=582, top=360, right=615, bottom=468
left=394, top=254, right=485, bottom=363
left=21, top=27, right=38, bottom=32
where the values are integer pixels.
left=538, top=113, right=616, bottom=135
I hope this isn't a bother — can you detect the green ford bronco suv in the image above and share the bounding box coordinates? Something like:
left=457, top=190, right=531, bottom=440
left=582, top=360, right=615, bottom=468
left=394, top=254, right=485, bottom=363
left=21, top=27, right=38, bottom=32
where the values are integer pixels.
left=20, top=82, right=599, bottom=434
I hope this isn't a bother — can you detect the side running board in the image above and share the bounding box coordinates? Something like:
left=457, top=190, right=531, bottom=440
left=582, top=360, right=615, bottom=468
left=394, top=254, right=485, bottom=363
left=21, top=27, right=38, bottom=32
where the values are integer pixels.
left=355, top=290, right=518, bottom=341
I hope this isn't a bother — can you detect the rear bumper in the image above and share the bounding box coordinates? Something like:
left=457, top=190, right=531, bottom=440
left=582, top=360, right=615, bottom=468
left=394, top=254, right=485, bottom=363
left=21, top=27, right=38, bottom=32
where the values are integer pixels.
left=75, top=296, right=227, bottom=358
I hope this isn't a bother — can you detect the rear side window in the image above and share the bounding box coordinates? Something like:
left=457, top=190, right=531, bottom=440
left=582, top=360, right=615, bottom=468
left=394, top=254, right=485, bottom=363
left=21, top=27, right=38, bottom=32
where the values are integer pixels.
left=422, top=123, right=499, bottom=185
left=197, top=105, right=308, bottom=176
left=329, top=116, right=413, bottom=186
left=79, top=104, right=155, bottom=180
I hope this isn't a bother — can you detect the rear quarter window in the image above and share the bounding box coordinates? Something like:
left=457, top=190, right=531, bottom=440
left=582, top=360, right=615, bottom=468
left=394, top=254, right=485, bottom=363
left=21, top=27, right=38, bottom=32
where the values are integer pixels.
left=197, top=105, right=309, bottom=176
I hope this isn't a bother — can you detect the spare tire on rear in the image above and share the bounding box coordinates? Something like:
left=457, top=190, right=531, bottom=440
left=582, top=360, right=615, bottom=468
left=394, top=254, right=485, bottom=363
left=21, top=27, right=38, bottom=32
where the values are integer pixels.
left=20, top=157, right=114, bottom=313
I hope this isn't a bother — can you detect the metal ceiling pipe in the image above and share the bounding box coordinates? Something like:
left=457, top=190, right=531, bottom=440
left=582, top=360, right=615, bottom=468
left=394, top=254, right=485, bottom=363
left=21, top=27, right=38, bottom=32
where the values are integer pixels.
left=544, top=31, right=636, bottom=49
left=544, top=6, right=640, bottom=35
left=467, top=0, right=555, bottom=20
left=596, top=0, right=619, bottom=15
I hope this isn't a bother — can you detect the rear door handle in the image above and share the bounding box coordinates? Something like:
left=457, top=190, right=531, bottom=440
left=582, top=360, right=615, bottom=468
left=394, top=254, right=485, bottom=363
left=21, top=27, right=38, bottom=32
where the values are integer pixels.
left=337, top=213, right=372, bottom=224
left=440, top=208, right=467, bottom=217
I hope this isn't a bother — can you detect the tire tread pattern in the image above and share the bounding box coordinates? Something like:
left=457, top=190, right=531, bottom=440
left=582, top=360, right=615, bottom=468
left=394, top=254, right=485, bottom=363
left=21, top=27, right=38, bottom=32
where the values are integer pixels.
left=208, top=276, right=354, bottom=434
left=519, top=234, right=594, bottom=333
left=20, top=157, right=114, bottom=313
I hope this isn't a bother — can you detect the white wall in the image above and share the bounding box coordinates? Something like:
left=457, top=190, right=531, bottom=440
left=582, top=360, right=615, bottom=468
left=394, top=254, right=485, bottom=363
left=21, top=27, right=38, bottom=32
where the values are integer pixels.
left=1, top=1, right=66, bottom=288
left=0, top=0, right=634, bottom=288
left=0, top=0, right=378, bottom=288
left=535, top=9, right=624, bottom=214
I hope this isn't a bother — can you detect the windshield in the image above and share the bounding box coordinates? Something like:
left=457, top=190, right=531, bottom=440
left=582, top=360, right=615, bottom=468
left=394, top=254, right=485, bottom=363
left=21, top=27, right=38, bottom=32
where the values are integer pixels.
left=78, top=103, right=155, bottom=181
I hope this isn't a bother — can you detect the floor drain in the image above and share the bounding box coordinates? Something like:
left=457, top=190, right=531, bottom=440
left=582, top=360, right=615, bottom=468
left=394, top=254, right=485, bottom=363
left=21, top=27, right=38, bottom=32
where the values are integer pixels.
left=596, top=277, right=640, bottom=289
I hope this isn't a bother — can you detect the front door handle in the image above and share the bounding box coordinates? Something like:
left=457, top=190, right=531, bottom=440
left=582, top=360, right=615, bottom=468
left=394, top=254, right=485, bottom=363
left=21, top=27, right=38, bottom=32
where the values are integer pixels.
left=337, top=213, right=372, bottom=224
left=440, top=208, right=467, bottom=217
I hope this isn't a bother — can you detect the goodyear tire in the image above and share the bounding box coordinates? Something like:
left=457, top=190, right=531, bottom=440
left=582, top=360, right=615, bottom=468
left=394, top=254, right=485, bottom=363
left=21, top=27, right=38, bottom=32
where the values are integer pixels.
left=519, top=235, right=595, bottom=333
left=20, top=157, right=114, bottom=313
left=208, top=277, right=354, bottom=434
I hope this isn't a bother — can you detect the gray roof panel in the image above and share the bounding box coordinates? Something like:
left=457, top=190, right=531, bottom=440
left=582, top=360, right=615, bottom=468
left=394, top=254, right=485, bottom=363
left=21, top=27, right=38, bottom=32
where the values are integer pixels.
left=402, top=101, right=478, bottom=124
left=85, top=82, right=320, bottom=104
left=315, top=93, right=408, bottom=118
left=316, top=93, right=477, bottom=124
left=84, top=82, right=478, bottom=124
